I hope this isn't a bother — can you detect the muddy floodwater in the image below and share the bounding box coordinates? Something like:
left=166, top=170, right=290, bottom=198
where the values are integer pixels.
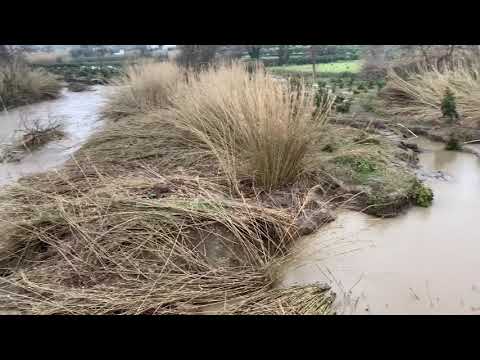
left=0, top=86, right=106, bottom=186
left=281, top=138, right=480, bottom=314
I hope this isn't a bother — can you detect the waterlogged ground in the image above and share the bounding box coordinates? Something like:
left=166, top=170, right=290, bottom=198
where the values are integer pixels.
left=0, top=86, right=106, bottom=186
left=281, top=138, right=480, bottom=314
left=3, top=86, right=480, bottom=315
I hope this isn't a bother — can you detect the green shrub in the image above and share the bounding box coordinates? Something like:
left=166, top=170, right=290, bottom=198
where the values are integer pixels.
left=336, top=101, right=351, bottom=113
left=376, top=79, right=386, bottom=90
left=412, top=181, right=434, bottom=207
left=445, top=135, right=462, bottom=151
left=441, top=87, right=459, bottom=122
left=334, top=95, right=345, bottom=104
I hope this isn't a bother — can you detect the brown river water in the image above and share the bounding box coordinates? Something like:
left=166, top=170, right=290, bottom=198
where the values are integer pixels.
left=281, top=138, right=480, bottom=314
left=0, top=86, right=106, bottom=186
left=2, top=89, right=480, bottom=314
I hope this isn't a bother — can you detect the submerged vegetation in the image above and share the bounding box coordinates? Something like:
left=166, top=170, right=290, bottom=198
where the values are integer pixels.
left=0, top=117, right=65, bottom=163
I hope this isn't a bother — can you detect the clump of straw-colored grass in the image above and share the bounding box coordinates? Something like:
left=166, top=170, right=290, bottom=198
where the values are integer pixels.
left=25, top=51, right=71, bottom=65
left=0, top=168, right=333, bottom=315
left=167, top=62, right=335, bottom=189
left=102, top=60, right=183, bottom=120
left=0, top=58, right=62, bottom=109
left=380, top=60, right=480, bottom=123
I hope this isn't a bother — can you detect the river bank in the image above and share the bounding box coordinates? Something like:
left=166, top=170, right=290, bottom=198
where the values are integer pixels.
left=280, top=137, right=480, bottom=314
left=0, top=86, right=106, bottom=185
left=2, top=62, right=470, bottom=315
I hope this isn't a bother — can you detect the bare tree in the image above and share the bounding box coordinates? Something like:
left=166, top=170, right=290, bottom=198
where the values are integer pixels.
left=246, top=45, right=262, bottom=60
left=0, top=45, right=13, bottom=63
left=309, top=46, right=317, bottom=83
left=176, top=45, right=219, bottom=71
left=278, top=45, right=290, bottom=66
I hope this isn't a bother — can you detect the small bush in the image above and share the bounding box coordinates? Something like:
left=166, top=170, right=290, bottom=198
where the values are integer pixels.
left=445, top=135, right=462, bottom=151
left=376, top=79, right=386, bottom=90
left=336, top=101, right=351, bottom=113
left=317, top=80, right=327, bottom=88
left=441, top=87, right=459, bottom=122
left=412, top=181, right=434, bottom=207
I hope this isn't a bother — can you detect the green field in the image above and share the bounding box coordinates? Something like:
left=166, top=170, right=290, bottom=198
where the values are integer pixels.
left=268, top=60, right=362, bottom=75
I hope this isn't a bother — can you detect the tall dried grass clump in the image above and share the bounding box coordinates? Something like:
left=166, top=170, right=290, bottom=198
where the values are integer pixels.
left=167, top=62, right=335, bottom=189
left=0, top=58, right=62, bottom=109
left=380, top=60, right=480, bottom=123
left=102, top=60, right=183, bottom=120
left=25, top=51, right=71, bottom=65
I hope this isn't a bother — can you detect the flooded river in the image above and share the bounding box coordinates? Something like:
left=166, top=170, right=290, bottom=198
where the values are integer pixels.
left=282, top=138, right=480, bottom=314
left=0, top=86, right=106, bottom=186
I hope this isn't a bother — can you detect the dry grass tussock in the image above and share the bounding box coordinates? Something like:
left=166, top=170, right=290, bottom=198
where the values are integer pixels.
left=0, top=62, right=337, bottom=314
left=0, top=168, right=335, bottom=314
left=380, top=60, right=480, bottom=124
left=101, top=60, right=183, bottom=120
left=167, top=62, right=335, bottom=189
left=0, top=59, right=62, bottom=109
left=25, top=51, right=71, bottom=65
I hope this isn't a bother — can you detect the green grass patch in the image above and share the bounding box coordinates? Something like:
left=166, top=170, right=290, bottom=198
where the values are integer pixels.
left=312, top=126, right=430, bottom=216
left=268, top=60, right=362, bottom=76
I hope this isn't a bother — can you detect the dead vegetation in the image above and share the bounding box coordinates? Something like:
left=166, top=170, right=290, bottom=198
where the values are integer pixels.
left=0, top=61, right=339, bottom=315
left=101, top=60, right=183, bottom=120
left=380, top=60, right=480, bottom=126
left=0, top=116, right=65, bottom=163
left=0, top=58, right=62, bottom=109
left=168, top=62, right=335, bottom=189
left=0, top=167, right=336, bottom=314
